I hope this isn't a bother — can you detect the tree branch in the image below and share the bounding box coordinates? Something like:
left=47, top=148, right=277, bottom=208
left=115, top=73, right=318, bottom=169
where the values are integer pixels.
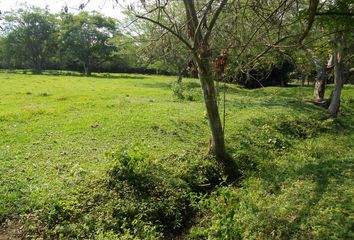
left=135, top=14, right=193, bottom=50
left=245, top=34, right=298, bottom=68
left=298, top=0, right=319, bottom=44
left=236, top=0, right=292, bottom=60
left=194, top=0, right=215, bottom=44
left=203, top=0, right=228, bottom=43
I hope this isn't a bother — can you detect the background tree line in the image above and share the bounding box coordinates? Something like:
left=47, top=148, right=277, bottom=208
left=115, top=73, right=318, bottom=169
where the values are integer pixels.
left=0, top=2, right=352, bottom=85
left=0, top=7, right=166, bottom=75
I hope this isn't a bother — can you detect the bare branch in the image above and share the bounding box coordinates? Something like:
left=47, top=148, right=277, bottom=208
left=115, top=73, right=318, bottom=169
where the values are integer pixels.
left=203, top=0, right=228, bottom=43
left=194, top=0, right=215, bottom=44
left=298, top=0, right=319, bottom=44
left=135, top=14, right=192, bottom=50
left=245, top=34, right=298, bottom=68
left=236, top=0, right=294, bottom=60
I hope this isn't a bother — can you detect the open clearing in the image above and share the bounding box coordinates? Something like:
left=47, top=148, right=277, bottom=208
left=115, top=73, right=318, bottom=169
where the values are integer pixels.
left=0, top=72, right=353, bottom=239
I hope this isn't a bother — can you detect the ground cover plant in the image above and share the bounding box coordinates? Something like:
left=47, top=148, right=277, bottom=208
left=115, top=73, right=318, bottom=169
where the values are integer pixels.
left=0, top=72, right=353, bottom=239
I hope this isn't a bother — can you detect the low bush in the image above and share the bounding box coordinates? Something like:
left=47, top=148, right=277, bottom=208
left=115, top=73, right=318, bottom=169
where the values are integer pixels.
left=169, top=80, right=202, bottom=101
left=21, top=147, right=230, bottom=239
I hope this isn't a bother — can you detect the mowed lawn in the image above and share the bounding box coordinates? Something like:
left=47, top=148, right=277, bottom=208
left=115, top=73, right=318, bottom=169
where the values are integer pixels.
left=0, top=72, right=353, bottom=239
left=0, top=73, right=210, bottom=218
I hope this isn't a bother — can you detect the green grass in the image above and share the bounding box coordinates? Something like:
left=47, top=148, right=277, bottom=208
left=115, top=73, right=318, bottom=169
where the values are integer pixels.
left=0, top=72, right=353, bottom=239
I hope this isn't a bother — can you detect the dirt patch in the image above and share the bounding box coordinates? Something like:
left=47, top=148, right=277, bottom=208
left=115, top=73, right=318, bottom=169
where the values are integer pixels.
left=0, top=220, right=23, bottom=240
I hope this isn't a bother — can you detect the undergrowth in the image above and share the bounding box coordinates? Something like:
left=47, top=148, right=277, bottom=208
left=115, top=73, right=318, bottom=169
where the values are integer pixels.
left=188, top=104, right=354, bottom=239
left=20, top=147, right=226, bottom=239
left=20, top=109, right=354, bottom=239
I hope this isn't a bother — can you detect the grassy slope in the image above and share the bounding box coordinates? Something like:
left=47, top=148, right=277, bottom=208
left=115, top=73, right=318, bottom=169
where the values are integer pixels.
left=0, top=72, right=353, bottom=239
left=0, top=73, right=208, bottom=217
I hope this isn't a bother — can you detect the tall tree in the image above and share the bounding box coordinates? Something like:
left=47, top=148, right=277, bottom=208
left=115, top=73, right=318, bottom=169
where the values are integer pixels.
left=129, top=0, right=237, bottom=178
left=328, top=32, right=347, bottom=115
left=1, top=8, right=57, bottom=72
left=316, top=0, right=354, bottom=115
left=59, top=11, right=117, bottom=75
left=303, top=47, right=328, bottom=102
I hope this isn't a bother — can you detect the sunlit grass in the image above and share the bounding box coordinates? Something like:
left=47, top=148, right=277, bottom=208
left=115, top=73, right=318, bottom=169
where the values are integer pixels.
left=0, top=72, right=353, bottom=239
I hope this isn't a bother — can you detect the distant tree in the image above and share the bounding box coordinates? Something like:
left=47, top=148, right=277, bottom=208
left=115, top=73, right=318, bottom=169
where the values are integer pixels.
left=302, top=0, right=354, bottom=114
left=140, top=30, right=190, bottom=78
left=100, top=34, right=139, bottom=72
left=1, top=8, right=57, bottom=73
left=59, top=12, right=118, bottom=75
left=302, top=44, right=330, bottom=102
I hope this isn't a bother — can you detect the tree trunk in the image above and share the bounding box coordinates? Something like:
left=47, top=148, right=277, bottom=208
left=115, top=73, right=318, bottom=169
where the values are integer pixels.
left=328, top=33, right=345, bottom=116
left=180, top=0, right=238, bottom=180
left=83, top=63, right=90, bottom=76
left=177, top=66, right=184, bottom=83
left=280, top=77, right=285, bottom=87
left=195, top=45, right=225, bottom=160
left=304, top=48, right=326, bottom=101
left=31, top=56, right=42, bottom=74
left=182, top=0, right=227, bottom=161
left=195, top=46, right=238, bottom=180
left=313, top=70, right=326, bottom=101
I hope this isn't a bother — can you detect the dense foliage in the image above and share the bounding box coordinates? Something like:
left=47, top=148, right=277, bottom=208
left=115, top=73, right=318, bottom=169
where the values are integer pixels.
left=0, top=8, right=142, bottom=74
left=0, top=8, right=57, bottom=73
left=1, top=2, right=352, bottom=86
left=58, top=12, right=118, bottom=75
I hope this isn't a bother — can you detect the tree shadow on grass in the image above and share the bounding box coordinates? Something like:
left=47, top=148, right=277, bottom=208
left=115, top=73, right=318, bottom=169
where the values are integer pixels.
left=248, top=142, right=353, bottom=238
left=222, top=84, right=316, bottom=100
left=227, top=96, right=322, bottom=115
left=141, top=80, right=201, bottom=90
left=90, top=74, right=148, bottom=80
left=141, top=82, right=171, bottom=90
left=226, top=101, right=353, bottom=236
left=0, top=70, right=148, bottom=80
left=286, top=157, right=352, bottom=238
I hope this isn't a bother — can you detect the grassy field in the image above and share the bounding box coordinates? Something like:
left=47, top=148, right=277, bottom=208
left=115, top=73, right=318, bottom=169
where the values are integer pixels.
left=0, top=72, right=353, bottom=239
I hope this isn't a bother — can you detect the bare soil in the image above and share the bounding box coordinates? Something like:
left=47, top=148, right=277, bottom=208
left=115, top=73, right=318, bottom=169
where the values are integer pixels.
left=0, top=220, right=22, bottom=240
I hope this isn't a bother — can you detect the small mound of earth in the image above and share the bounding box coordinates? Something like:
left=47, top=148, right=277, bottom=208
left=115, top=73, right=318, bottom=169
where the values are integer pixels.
left=0, top=220, right=22, bottom=240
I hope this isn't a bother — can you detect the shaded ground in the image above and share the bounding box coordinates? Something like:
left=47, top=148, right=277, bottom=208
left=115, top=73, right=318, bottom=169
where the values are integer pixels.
left=0, top=221, right=22, bottom=240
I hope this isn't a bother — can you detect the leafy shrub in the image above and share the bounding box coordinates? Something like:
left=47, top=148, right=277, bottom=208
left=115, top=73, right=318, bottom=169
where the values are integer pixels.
left=189, top=188, right=242, bottom=240
left=274, top=114, right=335, bottom=139
left=22, top=146, right=197, bottom=239
left=105, top=148, right=191, bottom=234
left=169, top=81, right=201, bottom=101
left=165, top=151, right=225, bottom=192
left=170, top=81, right=185, bottom=100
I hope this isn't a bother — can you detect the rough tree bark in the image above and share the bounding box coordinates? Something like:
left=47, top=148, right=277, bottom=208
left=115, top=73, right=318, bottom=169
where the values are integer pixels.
left=304, top=48, right=327, bottom=102
left=328, top=33, right=346, bottom=116
left=183, top=0, right=226, bottom=161
left=195, top=45, right=225, bottom=160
